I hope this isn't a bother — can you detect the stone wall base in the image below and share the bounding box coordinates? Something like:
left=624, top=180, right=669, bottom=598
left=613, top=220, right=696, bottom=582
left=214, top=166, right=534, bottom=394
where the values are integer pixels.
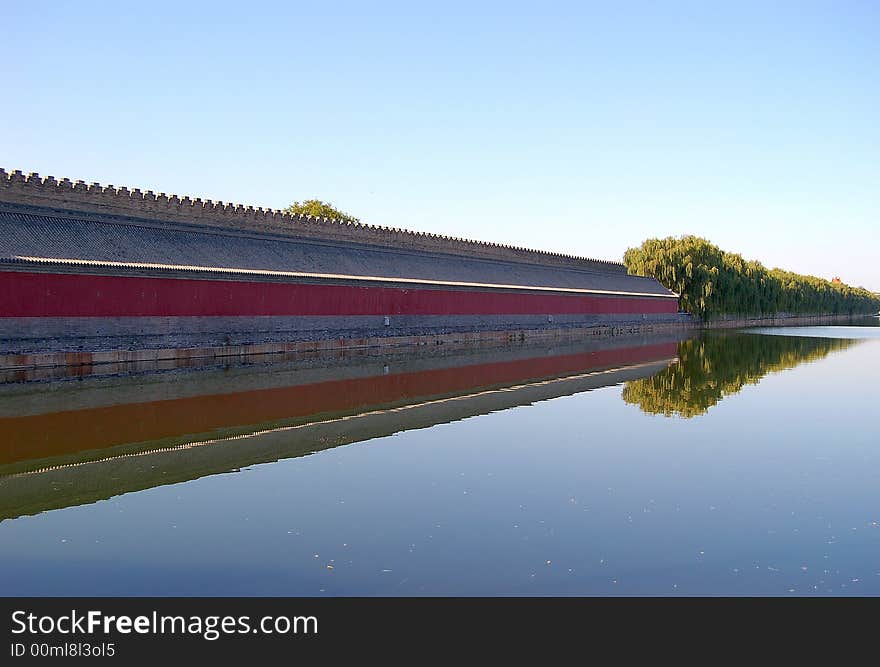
left=0, top=321, right=696, bottom=374
left=702, top=313, right=863, bottom=328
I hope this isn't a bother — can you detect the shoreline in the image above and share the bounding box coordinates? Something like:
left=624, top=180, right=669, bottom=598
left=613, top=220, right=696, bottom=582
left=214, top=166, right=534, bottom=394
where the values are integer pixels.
left=1, top=312, right=871, bottom=375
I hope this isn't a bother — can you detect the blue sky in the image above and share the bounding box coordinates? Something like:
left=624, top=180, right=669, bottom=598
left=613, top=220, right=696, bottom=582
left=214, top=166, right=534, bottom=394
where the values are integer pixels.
left=3, top=1, right=878, bottom=289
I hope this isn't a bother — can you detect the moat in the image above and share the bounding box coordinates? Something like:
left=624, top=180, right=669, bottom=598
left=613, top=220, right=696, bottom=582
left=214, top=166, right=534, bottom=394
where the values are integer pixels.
left=1, top=320, right=878, bottom=596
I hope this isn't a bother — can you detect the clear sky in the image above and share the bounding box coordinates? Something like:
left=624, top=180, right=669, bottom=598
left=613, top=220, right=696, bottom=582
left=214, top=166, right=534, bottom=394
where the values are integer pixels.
left=3, top=1, right=877, bottom=290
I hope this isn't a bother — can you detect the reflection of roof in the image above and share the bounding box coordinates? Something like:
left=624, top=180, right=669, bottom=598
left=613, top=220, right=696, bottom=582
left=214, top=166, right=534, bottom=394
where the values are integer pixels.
left=0, top=339, right=678, bottom=468
left=0, top=208, right=675, bottom=297
left=0, top=337, right=679, bottom=520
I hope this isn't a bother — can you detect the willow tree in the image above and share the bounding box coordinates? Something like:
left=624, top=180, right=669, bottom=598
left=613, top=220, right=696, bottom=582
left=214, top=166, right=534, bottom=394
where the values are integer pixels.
left=624, top=236, right=880, bottom=319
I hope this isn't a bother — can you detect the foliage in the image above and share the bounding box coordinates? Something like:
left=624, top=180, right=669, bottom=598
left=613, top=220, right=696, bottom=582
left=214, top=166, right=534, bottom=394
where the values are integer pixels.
left=622, top=333, right=858, bottom=418
left=284, top=199, right=359, bottom=224
left=623, top=236, right=880, bottom=319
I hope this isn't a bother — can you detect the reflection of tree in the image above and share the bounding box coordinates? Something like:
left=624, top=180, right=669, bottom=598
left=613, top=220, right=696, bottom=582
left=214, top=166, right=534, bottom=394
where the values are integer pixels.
left=622, top=334, right=858, bottom=418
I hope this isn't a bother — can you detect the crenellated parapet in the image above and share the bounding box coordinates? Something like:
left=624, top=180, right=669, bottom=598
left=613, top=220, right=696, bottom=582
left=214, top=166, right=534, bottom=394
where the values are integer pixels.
left=0, top=168, right=626, bottom=274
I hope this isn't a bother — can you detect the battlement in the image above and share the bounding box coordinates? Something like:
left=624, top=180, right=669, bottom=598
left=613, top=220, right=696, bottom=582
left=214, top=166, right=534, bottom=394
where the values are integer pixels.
left=0, top=168, right=626, bottom=274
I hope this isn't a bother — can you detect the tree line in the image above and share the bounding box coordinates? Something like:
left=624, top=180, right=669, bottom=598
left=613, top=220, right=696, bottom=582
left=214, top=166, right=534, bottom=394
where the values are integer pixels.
left=623, top=236, right=880, bottom=319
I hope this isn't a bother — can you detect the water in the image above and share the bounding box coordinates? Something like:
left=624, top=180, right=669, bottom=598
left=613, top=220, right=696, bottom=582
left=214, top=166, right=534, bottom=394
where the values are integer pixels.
left=1, top=323, right=878, bottom=596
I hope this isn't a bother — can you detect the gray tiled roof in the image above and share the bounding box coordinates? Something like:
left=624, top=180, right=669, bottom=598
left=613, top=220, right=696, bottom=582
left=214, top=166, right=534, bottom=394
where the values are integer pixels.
left=0, top=208, right=675, bottom=297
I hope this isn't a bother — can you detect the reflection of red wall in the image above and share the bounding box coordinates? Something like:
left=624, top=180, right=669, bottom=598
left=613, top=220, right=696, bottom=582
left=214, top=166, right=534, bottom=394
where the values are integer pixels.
left=0, top=271, right=677, bottom=317
left=0, top=342, right=676, bottom=465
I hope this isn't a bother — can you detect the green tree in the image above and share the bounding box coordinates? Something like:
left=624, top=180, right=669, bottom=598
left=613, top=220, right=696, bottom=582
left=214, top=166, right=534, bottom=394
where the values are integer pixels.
left=624, top=235, right=880, bottom=319
left=284, top=199, right=359, bottom=224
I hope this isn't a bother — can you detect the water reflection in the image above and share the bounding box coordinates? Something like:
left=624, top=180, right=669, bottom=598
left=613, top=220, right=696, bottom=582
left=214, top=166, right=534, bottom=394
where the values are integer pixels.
left=0, top=334, right=679, bottom=520
left=2, top=327, right=878, bottom=596
left=622, top=333, right=859, bottom=418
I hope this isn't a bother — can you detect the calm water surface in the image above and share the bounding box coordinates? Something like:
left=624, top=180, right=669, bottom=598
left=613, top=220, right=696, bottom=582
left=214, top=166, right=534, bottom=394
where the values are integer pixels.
left=1, top=322, right=878, bottom=595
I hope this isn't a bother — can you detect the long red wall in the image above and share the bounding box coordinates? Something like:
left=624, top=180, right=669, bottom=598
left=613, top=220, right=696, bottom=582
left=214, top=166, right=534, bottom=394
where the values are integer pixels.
left=0, top=271, right=677, bottom=317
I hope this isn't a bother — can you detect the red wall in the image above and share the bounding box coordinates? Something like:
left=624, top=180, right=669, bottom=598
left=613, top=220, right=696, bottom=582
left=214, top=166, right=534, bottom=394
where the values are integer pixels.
left=0, top=271, right=677, bottom=317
